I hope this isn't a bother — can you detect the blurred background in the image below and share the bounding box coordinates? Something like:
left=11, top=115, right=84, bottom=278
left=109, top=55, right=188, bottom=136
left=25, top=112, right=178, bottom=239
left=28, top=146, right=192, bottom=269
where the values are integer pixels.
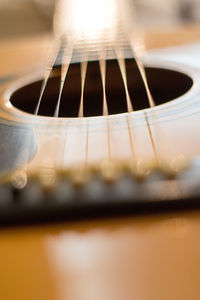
left=0, top=0, right=200, bottom=79
left=0, top=0, right=200, bottom=40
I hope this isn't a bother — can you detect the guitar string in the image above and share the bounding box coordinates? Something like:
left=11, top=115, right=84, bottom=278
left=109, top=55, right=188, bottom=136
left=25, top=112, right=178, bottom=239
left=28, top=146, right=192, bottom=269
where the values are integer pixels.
left=129, top=36, right=155, bottom=108
left=98, top=9, right=115, bottom=164
left=35, top=45, right=158, bottom=169
left=34, top=40, right=71, bottom=177
left=144, top=110, right=159, bottom=163
left=35, top=40, right=61, bottom=115
left=128, top=35, right=171, bottom=164
left=127, top=36, right=162, bottom=163
left=99, top=55, right=108, bottom=116
left=123, top=2, right=167, bottom=162
left=115, top=47, right=135, bottom=160
left=9, top=0, right=183, bottom=189
left=33, top=42, right=161, bottom=173
left=38, top=0, right=160, bottom=169
left=78, top=60, right=88, bottom=118
left=129, top=34, right=173, bottom=163
left=115, top=47, right=133, bottom=113
left=79, top=59, right=89, bottom=169
left=54, top=43, right=73, bottom=117
left=99, top=55, right=112, bottom=161
left=34, top=10, right=163, bottom=173
left=126, top=116, right=135, bottom=159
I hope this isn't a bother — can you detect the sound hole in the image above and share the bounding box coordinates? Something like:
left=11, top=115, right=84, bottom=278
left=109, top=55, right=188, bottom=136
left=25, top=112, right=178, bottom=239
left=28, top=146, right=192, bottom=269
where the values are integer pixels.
left=10, top=59, right=193, bottom=117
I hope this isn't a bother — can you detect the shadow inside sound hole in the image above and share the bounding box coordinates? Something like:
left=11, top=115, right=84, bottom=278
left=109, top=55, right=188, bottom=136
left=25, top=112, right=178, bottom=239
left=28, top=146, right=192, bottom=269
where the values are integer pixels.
left=10, top=59, right=193, bottom=117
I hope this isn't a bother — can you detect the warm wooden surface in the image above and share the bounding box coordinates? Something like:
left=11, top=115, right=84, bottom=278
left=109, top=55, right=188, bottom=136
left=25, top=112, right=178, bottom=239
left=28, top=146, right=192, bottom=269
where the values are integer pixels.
left=1, top=210, right=200, bottom=300
left=0, top=25, right=200, bottom=78
left=144, top=25, right=200, bottom=50
left=0, top=35, right=52, bottom=78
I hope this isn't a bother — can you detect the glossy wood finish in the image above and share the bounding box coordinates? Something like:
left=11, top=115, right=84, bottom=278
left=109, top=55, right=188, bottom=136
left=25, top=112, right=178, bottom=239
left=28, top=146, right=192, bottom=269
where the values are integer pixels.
left=1, top=210, right=200, bottom=300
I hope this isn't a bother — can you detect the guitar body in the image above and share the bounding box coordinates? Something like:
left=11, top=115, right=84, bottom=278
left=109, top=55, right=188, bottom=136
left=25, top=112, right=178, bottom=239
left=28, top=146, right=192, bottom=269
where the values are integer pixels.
left=1, top=31, right=200, bottom=299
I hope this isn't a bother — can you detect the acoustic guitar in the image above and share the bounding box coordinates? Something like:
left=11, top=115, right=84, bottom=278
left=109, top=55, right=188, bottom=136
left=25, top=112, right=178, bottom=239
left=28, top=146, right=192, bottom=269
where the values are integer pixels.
left=1, top=0, right=200, bottom=299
